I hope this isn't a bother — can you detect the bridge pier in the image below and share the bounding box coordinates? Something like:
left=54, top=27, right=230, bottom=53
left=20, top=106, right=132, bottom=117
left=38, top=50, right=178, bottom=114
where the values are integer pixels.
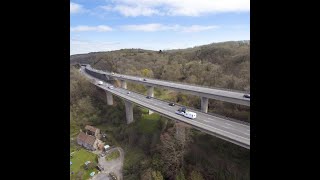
left=124, top=100, right=134, bottom=124
left=121, top=80, right=127, bottom=89
left=201, top=97, right=208, bottom=113
left=147, top=86, right=154, bottom=97
left=147, top=86, right=154, bottom=114
left=106, top=91, right=113, bottom=105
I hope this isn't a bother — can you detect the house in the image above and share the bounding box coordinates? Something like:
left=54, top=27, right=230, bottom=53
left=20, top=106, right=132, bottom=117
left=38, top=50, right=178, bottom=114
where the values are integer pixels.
left=77, top=132, right=96, bottom=151
left=85, top=125, right=101, bottom=138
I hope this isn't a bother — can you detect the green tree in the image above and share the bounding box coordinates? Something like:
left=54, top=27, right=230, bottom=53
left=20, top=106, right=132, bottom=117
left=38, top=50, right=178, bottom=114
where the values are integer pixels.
left=141, top=68, right=154, bottom=78
left=190, top=170, right=204, bottom=180
left=176, top=170, right=186, bottom=180
left=151, top=171, right=164, bottom=180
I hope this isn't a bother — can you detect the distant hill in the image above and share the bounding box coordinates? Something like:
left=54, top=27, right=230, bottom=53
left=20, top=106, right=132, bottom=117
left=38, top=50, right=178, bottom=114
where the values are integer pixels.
left=70, top=40, right=250, bottom=91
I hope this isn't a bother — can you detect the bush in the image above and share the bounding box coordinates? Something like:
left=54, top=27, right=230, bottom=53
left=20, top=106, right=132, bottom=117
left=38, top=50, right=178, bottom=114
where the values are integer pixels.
left=105, top=150, right=120, bottom=161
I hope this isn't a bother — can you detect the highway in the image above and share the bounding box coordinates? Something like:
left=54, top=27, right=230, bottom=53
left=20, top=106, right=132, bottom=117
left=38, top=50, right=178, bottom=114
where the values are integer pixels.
left=80, top=67, right=250, bottom=149
left=85, top=65, right=250, bottom=106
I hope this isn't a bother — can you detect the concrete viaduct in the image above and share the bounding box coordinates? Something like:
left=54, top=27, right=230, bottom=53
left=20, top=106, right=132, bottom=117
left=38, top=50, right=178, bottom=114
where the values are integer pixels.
left=80, top=64, right=250, bottom=149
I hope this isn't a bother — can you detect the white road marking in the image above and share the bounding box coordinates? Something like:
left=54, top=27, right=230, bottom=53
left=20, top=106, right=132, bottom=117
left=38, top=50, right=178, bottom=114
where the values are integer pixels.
left=225, top=123, right=232, bottom=126
left=83, top=71, right=250, bottom=142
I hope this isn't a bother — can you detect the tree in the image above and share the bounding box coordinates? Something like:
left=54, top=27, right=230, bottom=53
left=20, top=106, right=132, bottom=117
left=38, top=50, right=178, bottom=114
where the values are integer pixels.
left=190, top=170, right=204, bottom=180
left=151, top=170, right=164, bottom=180
left=158, top=127, right=187, bottom=178
left=176, top=170, right=186, bottom=180
left=141, top=68, right=154, bottom=78
left=86, top=161, right=97, bottom=171
left=71, top=96, right=101, bottom=126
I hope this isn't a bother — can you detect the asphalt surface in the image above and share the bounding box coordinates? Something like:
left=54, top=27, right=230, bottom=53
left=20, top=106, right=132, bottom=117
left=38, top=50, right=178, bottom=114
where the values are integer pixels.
left=85, top=65, right=250, bottom=106
left=80, top=67, right=250, bottom=149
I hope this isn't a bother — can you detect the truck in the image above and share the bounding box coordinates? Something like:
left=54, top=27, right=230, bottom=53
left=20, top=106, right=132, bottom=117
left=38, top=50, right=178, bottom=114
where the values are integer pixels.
left=175, top=107, right=197, bottom=119
left=97, top=81, right=103, bottom=85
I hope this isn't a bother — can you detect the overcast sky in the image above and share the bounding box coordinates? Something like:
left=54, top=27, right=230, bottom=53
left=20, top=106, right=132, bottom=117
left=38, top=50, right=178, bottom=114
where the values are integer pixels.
left=70, top=0, right=250, bottom=55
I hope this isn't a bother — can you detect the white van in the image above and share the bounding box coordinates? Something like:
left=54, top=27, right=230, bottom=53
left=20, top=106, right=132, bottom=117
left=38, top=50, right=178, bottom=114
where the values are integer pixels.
left=97, top=81, right=103, bottom=85
left=175, top=107, right=197, bottom=119
left=184, top=111, right=197, bottom=119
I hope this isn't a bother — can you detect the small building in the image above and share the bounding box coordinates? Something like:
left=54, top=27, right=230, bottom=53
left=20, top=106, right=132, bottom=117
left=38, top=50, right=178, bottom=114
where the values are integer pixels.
left=77, top=132, right=96, bottom=151
left=85, top=125, right=101, bottom=138
left=98, top=143, right=105, bottom=151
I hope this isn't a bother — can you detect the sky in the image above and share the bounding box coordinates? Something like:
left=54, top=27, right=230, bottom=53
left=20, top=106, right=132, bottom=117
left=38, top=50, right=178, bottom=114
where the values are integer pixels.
left=70, top=0, right=250, bottom=55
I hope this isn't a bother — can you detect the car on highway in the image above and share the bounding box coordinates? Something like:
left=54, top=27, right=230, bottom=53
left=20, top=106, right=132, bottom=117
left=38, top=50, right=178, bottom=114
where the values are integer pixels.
left=127, top=92, right=131, bottom=94
left=175, top=107, right=197, bottom=119
left=146, top=96, right=151, bottom=99
left=169, top=103, right=175, bottom=106
left=111, top=72, right=115, bottom=75
left=243, top=94, right=250, bottom=98
left=143, top=78, right=147, bottom=81
left=108, top=86, right=114, bottom=89
left=97, top=81, right=103, bottom=85
left=109, top=172, right=117, bottom=180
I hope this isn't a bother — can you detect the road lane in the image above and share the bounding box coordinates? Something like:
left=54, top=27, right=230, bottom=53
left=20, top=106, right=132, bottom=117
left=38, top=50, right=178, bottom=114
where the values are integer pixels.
left=80, top=67, right=250, bottom=149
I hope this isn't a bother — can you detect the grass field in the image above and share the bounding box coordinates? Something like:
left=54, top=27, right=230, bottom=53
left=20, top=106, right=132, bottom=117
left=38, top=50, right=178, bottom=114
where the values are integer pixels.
left=70, top=149, right=98, bottom=180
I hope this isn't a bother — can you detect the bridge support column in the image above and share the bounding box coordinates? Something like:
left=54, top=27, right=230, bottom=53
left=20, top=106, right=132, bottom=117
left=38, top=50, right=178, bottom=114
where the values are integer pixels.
left=147, top=86, right=154, bottom=97
left=201, top=97, right=208, bottom=113
left=106, top=91, right=113, bottom=105
left=121, top=80, right=127, bottom=89
left=124, top=100, right=134, bottom=124
left=147, top=86, right=154, bottom=114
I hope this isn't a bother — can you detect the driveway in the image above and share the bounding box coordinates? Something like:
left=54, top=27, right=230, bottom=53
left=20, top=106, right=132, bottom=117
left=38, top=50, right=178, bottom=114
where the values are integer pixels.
left=94, top=147, right=124, bottom=180
left=91, top=172, right=110, bottom=180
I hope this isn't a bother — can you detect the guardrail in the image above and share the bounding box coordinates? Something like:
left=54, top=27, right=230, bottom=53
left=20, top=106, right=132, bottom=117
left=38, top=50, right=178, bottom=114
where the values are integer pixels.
left=82, top=67, right=250, bottom=149
left=84, top=66, right=249, bottom=126
left=122, top=86, right=250, bottom=126
left=86, top=65, right=249, bottom=94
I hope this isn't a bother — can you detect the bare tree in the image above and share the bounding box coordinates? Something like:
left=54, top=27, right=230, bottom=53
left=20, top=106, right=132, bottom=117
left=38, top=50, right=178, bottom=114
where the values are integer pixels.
left=158, top=125, right=191, bottom=179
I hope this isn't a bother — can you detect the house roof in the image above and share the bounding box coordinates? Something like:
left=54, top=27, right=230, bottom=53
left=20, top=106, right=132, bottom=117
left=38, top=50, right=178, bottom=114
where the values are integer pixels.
left=77, top=132, right=96, bottom=146
left=85, top=125, right=99, bottom=133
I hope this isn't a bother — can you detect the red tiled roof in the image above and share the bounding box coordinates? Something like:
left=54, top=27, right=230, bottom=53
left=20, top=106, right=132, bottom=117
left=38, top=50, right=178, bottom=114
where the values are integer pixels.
left=77, top=132, right=96, bottom=146
left=85, top=125, right=99, bottom=133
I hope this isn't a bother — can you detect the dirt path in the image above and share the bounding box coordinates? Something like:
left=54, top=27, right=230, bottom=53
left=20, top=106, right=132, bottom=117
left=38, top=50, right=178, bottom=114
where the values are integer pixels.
left=93, top=147, right=124, bottom=180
